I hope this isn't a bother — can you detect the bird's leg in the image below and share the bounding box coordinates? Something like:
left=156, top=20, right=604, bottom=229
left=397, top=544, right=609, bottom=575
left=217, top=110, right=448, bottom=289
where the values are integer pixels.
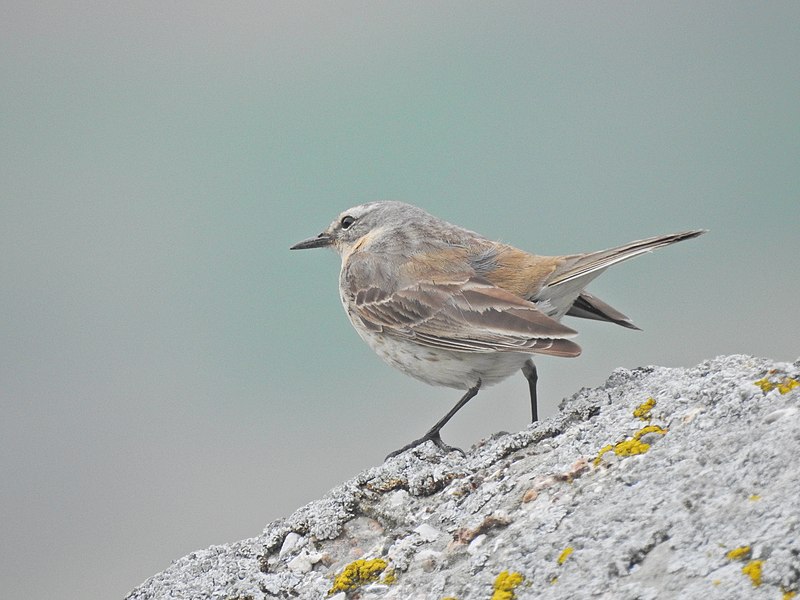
left=522, top=359, right=538, bottom=423
left=385, top=380, right=482, bottom=460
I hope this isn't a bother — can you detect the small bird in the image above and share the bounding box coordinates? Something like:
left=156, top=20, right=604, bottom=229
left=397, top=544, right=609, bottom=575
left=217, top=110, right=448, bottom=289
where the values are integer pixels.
left=290, top=201, right=705, bottom=458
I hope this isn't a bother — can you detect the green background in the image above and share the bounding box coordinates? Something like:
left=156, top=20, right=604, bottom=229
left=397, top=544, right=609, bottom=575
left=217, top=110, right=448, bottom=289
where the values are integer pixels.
left=2, top=3, right=797, bottom=598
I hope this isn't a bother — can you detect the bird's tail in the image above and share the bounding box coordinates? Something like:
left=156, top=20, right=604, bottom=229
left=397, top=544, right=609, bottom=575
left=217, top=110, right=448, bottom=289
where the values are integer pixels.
left=549, top=230, right=707, bottom=288
left=535, top=229, right=707, bottom=321
left=565, top=291, right=642, bottom=330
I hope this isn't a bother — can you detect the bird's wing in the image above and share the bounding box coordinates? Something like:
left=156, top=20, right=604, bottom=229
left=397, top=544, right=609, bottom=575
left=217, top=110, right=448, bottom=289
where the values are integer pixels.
left=348, top=271, right=581, bottom=357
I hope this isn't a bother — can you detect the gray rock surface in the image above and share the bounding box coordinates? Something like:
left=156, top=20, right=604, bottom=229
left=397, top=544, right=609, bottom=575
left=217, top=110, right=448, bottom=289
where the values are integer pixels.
left=127, top=355, right=800, bottom=599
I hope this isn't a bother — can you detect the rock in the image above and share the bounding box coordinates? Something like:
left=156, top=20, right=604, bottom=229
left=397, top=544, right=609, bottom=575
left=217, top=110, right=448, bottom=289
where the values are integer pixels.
left=279, top=532, right=303, bottom=557
left=126, top=355, right=800, bottom=600
left=413, top=524, right=443, bottom=543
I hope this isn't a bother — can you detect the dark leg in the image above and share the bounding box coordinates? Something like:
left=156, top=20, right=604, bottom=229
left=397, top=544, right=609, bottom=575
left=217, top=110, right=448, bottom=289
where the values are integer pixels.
left=522, top=359, right=538, bottom=423
left=386, top=380, right=482, bottom=460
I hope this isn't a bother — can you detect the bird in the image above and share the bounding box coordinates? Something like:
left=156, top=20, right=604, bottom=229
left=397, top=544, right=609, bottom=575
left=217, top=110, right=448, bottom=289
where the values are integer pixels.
left=290, top=201, right=705, bottom=458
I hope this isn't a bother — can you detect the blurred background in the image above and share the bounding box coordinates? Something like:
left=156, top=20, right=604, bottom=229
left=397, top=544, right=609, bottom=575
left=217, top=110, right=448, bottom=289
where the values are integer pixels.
left=1, top=2, right=797, bottom=598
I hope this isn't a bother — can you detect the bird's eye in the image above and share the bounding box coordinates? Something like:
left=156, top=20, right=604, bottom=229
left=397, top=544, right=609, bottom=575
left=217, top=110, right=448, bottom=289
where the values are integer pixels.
left=341, top=216, right=355, bottom=229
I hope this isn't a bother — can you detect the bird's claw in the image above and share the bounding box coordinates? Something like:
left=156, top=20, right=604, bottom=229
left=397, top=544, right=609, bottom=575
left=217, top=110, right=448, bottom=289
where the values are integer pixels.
left=385, top=431, right=465, bottom=460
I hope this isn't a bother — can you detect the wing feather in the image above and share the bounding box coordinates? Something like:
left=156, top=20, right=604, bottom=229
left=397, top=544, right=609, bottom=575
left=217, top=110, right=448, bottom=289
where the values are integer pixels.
left=350, top=274, right=581, bottom=357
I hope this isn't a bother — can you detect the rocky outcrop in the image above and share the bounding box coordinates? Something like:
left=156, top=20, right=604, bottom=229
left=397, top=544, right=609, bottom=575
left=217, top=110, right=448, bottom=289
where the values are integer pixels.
left=127, top=355, right=800, bottom=599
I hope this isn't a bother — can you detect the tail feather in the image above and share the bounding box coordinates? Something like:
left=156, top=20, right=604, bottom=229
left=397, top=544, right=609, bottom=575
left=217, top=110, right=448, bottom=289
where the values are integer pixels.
left=549, top=230, right=707, bottom=288
left=533, top=229, right=707, bottom=320
left=566, top=292, right=642, bottom=330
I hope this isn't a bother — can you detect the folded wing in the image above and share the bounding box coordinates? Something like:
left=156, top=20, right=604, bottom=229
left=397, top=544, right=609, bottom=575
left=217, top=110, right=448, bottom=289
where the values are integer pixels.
left=351, top=275, right=582, bottom=357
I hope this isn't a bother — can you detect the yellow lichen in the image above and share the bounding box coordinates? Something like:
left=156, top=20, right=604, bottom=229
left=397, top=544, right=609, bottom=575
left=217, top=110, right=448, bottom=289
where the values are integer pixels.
left=742, top=559, right=763, bottom=587
left=557, top=546, right=574, bottom=565
left=328, top=558, right=388, bottom=595
left=381, top=569, right=397, bottom=585
left=593, top=444, right=614, bottom=466
left=491, top=571, right=524, bottom=600
left=755, top=376, right=799, bottom=394
left=726, top=545, right=751, bottom=560
left=613, top=438, right=651, bottom=456
left=550, top=576, right=558, bottom=585
left=778, top=378, right=799, bottom=394
left=594, top=426, right=668, bottom=464
left=712, top=579, right=721, bottom=586
left=634, top=425, right=668, bottom=439
left=754, top=378, right=775, bottom=392
left=783, top=590, right=797, bottom=600
left=633, top=398, right=656, bottom=420
left=748, top=494, right=761, bottom=502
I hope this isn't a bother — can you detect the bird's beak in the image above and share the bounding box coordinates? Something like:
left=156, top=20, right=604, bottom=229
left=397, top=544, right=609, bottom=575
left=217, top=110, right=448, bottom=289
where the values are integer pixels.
left=290, top=232, right=333, bottom=250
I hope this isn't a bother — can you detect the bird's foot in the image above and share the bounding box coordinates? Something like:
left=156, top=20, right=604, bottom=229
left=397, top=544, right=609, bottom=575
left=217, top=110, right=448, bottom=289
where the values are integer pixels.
left=385, top=430, right=465, bottom=460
